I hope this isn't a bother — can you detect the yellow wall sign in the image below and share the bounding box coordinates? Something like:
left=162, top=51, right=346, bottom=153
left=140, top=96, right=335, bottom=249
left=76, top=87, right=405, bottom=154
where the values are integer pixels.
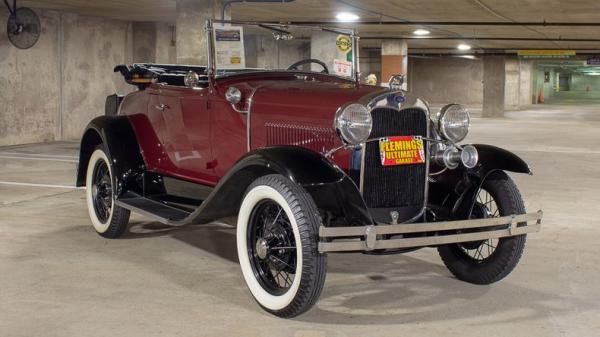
left=336, top=35, right=352, bottom=53
left=517, top=50, right=576, bottom=59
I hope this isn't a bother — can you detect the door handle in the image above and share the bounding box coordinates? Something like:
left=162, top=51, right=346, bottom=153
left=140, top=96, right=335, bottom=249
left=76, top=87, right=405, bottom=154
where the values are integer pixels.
left=154, top=104, right=169, bottom=111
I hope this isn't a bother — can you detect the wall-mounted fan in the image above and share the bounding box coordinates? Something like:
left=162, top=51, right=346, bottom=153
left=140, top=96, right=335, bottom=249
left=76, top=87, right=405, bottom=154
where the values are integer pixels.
left=4, top=0, right=41, bottom=49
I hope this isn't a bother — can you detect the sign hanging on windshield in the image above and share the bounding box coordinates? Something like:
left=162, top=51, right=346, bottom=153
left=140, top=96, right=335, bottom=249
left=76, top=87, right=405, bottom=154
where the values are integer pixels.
left=214, top=26, right=246, bottom=69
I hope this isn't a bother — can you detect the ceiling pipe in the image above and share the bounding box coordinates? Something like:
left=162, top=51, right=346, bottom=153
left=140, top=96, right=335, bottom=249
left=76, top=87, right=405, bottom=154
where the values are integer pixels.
left=222, top=0, right=295, bottom=20
left=265, top=20, right=600, bottom=27
left=362, top=36, right=600, bottom=42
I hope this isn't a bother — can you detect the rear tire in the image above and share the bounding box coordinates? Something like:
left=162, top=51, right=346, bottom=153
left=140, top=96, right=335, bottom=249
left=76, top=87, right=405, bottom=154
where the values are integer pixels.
left=438, top=171, right=527, bottom=285
left=236, top=174, right=327, bottom=318
left=85, top=146, right=130, bottom=239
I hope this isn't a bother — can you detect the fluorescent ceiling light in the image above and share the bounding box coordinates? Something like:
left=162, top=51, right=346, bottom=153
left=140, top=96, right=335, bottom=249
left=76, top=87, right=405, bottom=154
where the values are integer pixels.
left=457, top=44, right=472, bottom=51
left=336, top=12, right=359, bottom=22
left=413, top=29, right=430, bottom=36
left=456, top=55, right=478, bottom=60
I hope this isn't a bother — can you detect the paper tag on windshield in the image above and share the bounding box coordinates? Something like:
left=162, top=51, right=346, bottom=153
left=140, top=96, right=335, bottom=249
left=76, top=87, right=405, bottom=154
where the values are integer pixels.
left=333, top=59, right=353, bottom=77
left=214, top=27, right=246, bottom=69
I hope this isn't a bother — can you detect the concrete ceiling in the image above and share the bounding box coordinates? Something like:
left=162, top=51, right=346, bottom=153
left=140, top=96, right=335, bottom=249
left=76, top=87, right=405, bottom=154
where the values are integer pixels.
left=15, top=0, right=600, bottom=52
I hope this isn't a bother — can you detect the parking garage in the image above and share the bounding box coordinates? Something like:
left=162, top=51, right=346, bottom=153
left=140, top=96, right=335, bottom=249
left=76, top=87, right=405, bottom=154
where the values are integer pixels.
left=1, top=1, right=599, bottom=336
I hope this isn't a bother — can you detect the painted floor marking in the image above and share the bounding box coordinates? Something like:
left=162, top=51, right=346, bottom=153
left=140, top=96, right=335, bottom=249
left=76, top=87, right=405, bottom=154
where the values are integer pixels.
left=0, top=152, right=78, bottom=159
left=0, top=155, right=78, bottom=163
left=0, top=181, right=82, bottom=189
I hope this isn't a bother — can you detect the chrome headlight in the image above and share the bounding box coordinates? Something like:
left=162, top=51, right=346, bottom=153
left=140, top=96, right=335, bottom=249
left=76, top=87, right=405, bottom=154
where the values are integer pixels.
left=334, top=103, right=372, bottom=145
left=438, top=104, right=470, bottom=143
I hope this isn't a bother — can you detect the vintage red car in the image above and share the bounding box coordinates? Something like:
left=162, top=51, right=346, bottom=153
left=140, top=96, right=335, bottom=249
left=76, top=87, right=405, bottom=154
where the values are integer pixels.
left=77, top=21, right=542, bottom=317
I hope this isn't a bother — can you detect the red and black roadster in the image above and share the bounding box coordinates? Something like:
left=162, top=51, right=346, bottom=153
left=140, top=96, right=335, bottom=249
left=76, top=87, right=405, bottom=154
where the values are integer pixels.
left=77, top=21, right=542, bottom=318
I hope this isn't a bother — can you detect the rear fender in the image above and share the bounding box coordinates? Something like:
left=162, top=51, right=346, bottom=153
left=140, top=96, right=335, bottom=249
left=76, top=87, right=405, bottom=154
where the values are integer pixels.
left=76, top=116, right=145, bottom=196
left=187, top=146, right=373, bottom=227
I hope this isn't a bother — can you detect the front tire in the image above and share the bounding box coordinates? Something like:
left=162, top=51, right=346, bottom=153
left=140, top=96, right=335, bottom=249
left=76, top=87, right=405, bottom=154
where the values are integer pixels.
left=85, top=146, right=130, bottom=239
left=438, top=171, right=527, bottom=285
left=236, top=174, right=327, bottom=318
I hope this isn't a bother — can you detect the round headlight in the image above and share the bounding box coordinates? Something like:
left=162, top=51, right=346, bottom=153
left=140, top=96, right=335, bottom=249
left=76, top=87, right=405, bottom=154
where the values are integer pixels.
left=334, top=103, right=372, bottom=145
left=438, top=104, right=470, bottom=143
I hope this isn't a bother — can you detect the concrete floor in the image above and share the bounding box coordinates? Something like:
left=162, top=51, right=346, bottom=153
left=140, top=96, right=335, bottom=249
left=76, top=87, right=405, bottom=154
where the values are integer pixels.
left=1, top=105, right=599, bottom=337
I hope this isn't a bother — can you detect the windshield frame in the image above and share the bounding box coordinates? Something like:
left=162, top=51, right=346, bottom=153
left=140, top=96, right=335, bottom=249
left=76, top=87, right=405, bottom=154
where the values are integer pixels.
left=205, top=19, right=360, bottom=83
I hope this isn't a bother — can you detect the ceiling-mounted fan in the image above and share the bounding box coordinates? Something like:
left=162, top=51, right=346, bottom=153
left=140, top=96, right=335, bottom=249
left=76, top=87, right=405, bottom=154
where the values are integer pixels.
left=4, top=0, right=41, bottom=49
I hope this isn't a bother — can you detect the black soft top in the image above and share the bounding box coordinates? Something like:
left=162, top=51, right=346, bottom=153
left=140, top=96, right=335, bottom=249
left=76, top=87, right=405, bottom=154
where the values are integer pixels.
left=114, top=64, right=209, bottom=89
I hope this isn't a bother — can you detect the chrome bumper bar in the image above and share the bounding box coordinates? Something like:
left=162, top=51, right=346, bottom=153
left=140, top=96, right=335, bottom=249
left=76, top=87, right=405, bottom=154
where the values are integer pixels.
left=318, top=210, right=543, bottom=253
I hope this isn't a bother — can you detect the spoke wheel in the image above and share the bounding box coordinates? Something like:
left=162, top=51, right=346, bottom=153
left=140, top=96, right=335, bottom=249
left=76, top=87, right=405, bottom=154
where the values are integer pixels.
left=437, top=171, right=528, bottom=285
left=248, top=200, right=297, bottom=295
left=458, top=189, right=500, bottom=262
left=85, top=147, right=130, bottom=238
left=237, top=174, right=326, bottom=318
left=91, top=160, right=113, bottom=224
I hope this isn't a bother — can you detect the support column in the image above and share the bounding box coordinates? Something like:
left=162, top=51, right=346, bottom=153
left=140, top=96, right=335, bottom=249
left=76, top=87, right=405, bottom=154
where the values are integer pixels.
left=381, top=39, right=408, bottom=88
left=176, top=0, right=228, bottom=65
left=482, top=55, right=506, bottom=118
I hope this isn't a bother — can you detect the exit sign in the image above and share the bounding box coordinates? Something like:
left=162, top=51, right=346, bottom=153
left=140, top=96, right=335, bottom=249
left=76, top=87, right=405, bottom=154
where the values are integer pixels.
left=587, top=57, right=600, bottom=65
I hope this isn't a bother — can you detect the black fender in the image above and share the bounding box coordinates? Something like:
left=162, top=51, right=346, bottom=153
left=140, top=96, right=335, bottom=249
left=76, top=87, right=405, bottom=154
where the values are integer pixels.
left=435, top=144, right=531, bottom=219
left=474, top=144, right=531, bottom=175
left=76, top=116, right=145, bottom=196
left=185, top=146, right=373, bottom=227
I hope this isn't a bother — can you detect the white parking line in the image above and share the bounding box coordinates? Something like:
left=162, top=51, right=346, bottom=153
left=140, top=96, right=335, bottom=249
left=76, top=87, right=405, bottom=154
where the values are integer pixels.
left=0, top=181, right=82, bottom=189
left=0, top=152, right=78, bottom=159
left=0, top=155, right=78, bottom=163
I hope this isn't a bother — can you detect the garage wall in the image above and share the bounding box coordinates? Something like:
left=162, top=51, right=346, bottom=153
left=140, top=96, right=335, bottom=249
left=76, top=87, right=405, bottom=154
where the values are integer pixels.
left=571, top=74, right=600, bottom=92
left=408, top=57, right=484, bottom=106
left=536, top=68, right=558, bottom=100
left=0, top=7, right=139, bottom=146
left=60, top=13, right=133, bottom=140
left=0, top=8, right=61, bottom=146
left=156, top=23, right=177, bottom=64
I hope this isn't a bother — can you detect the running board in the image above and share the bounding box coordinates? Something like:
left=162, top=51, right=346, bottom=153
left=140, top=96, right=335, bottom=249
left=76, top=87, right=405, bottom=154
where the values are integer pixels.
left=115, top=193, right=192, bottom=224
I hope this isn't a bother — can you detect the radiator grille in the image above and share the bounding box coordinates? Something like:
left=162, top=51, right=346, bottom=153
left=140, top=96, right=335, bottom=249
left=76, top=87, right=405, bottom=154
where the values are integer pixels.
left=362, top=107, right=428, bottom=209
left=265, top=122, right=337, bottom=153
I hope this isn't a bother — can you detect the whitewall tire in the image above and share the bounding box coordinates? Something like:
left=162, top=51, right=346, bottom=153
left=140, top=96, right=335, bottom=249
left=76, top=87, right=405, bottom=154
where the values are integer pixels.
left=85, top=146, right=130, bottom=238
left=236, top=174, right=327, bottom=318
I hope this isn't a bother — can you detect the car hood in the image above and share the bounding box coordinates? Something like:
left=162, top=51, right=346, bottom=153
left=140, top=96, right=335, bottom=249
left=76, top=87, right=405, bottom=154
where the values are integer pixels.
left=249, top=79, right=386, bottom=121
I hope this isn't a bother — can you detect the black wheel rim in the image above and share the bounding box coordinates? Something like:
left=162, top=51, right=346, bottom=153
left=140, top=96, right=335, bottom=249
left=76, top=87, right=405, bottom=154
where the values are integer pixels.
left=91, top=159, right=113, bottom=224
left=459, top=189, right=500, bottom=262
left=247, top=200, right=297, bottom=296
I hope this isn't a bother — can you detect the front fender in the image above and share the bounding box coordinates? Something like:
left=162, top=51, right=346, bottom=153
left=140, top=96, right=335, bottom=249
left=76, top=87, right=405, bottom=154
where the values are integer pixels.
left=75, top=116, right=144, bottom=195
left=434, top=144, right=531, bottom=219
left=185, top=146, right=373, bottom=227
left=474, top=144, right=531, bottom=175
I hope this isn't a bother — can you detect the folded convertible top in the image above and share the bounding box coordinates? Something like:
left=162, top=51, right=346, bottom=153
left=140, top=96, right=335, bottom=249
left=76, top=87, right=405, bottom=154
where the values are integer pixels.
left=114, top=64, right=208, bottom=89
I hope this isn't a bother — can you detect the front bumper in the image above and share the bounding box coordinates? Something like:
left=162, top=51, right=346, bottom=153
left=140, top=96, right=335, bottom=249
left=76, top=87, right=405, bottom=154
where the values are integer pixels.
left=318, top=210, right=543, bottom=253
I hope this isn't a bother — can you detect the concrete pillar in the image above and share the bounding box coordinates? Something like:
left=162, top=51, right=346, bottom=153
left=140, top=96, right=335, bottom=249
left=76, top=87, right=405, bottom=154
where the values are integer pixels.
left=132, top=22, right=157, bottom=63
left=381, top=39, right=408, bottom=88
left=176, top=0, right=228, bottom=65
left=482, top=55, right=506, bottom=118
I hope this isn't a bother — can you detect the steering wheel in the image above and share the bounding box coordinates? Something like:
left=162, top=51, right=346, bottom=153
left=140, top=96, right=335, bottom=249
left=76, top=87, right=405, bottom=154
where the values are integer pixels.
left=287, top=59, right=329, bottom=74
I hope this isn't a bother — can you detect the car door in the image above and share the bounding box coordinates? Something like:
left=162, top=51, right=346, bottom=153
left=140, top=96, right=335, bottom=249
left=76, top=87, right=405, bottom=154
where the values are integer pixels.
left=157, top=85, right=217, bottom=186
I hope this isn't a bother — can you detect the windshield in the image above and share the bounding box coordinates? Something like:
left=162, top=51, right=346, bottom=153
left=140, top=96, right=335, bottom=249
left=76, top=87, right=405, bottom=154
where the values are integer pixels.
left=209, top=21, right=357, bottom=80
